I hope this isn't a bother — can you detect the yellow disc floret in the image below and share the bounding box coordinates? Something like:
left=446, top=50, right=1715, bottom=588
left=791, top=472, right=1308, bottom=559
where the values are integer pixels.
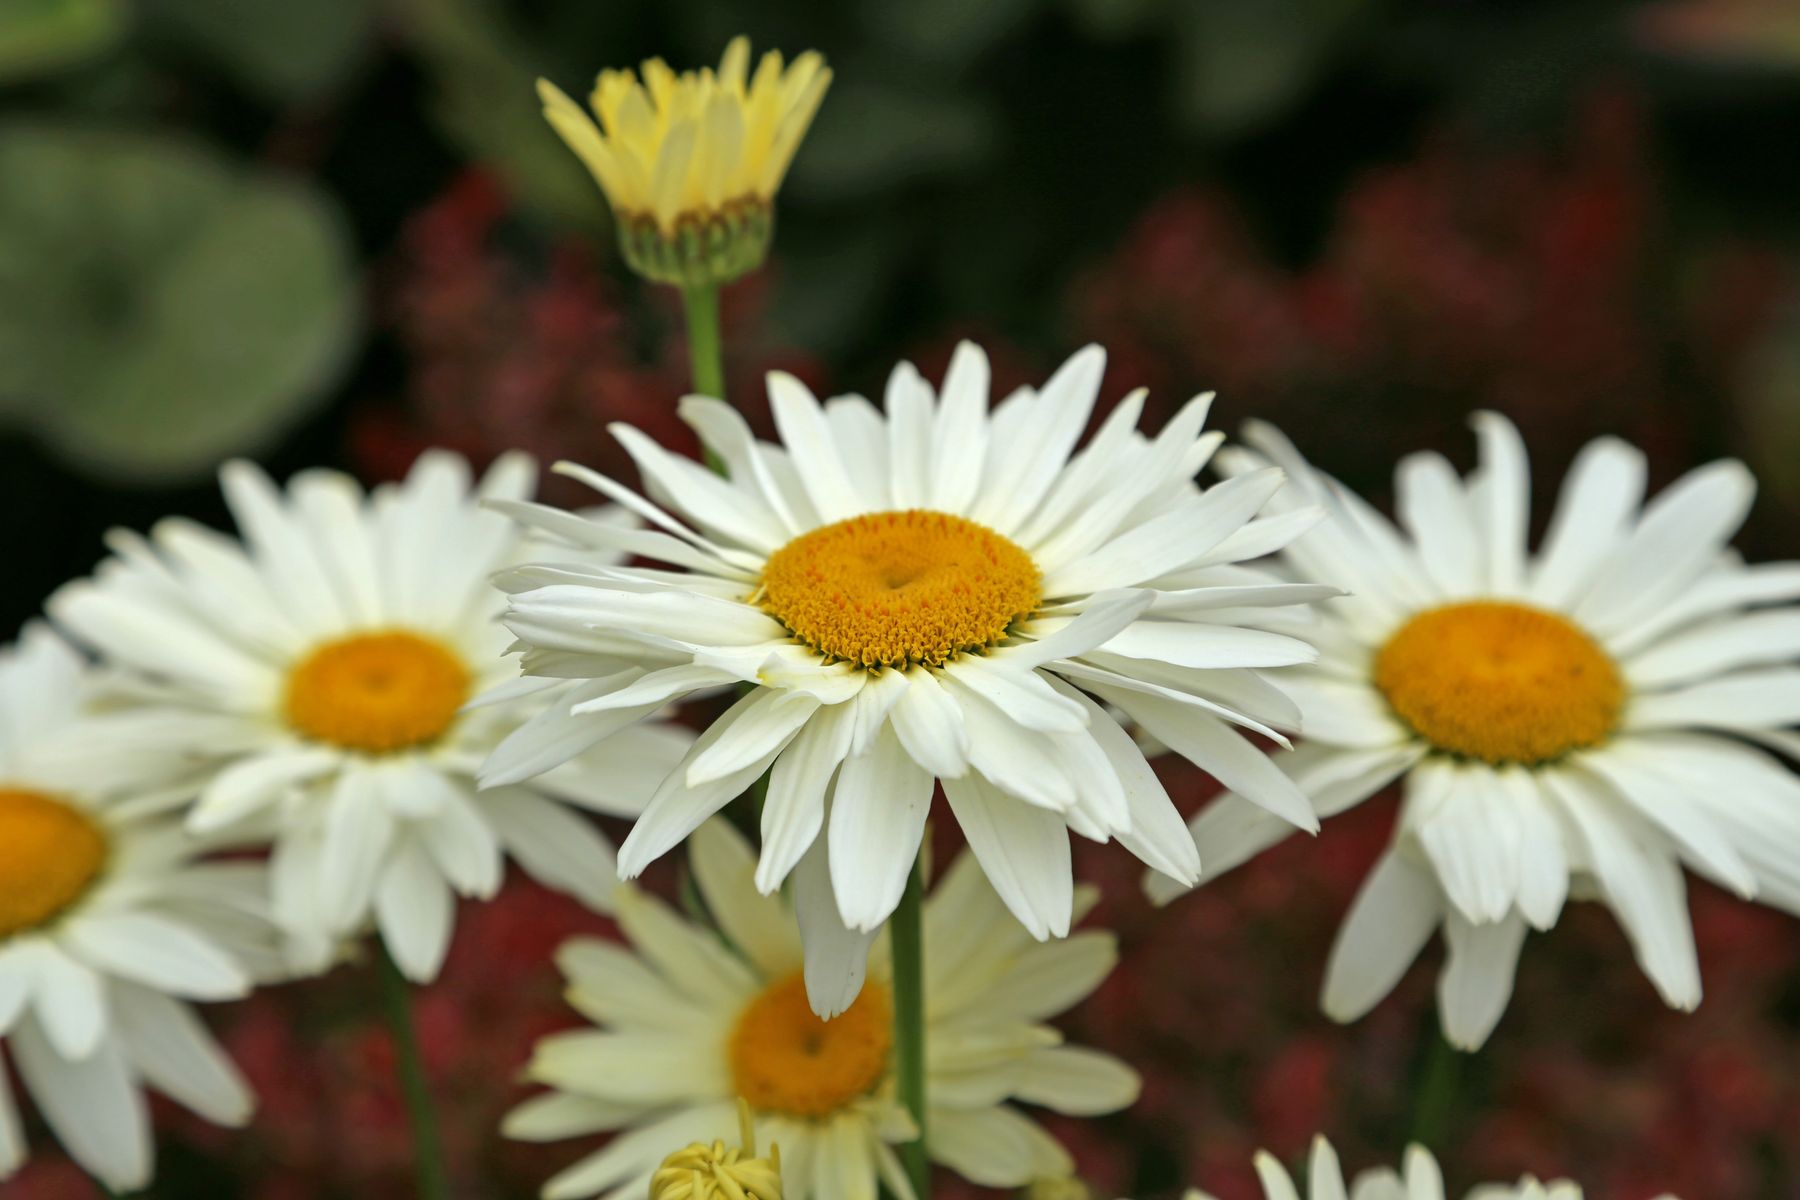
left=1375, top=600, right=1623, bottom=766
left=284, top=631, right=470, bottom=753
left=0, top=789, right=107, bottom=938
left=650, top=1100, right=784, bottom=1200
left=759, top=510, right=1042, bottom=669
left=729, top=972, right=892, bottom=1118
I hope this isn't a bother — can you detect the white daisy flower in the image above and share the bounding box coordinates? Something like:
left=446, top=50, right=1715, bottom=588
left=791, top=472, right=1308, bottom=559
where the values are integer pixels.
left=0, top=626, right=269, bottom=1193
left=484, top=341, right=1333, bottom=1014
left=48, top=451, right=690, bottom=983
left=1174, top=1137, right=1677, bottom=1200
left=1153, top=411, right=1800, bottom=1048
left=504, top=819, right=1138, bottom=1200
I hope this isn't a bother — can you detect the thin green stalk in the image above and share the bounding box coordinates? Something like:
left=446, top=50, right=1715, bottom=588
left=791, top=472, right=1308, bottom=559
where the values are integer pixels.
left=1408, top=1028, right=1461, bottom=1149
left=376, top=946, right=451, bottom=1200
left=890, top=856, right=930, bottom=1200
left=680, top=283, right=727, bottom=401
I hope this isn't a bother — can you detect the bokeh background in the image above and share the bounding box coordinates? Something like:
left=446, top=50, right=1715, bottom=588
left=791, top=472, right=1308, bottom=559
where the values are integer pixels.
left=4, top=0, right=1800, bottom=1196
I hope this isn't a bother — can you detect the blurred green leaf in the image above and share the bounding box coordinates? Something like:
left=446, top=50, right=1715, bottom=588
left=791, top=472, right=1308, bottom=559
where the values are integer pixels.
left=389, top=0, right=607, bottom=229
left=0, top=0, right=125, bottom=82
left=859, top=0, right=1041, bottom=70
left=0, top=124, right=360, bottom=482
left=1063, top=0, right=1165, bottom=39
left=1741, top=290, right=1800, bottom=512
left=147, top=0, right=373, bottom=102
left=788, top=77, right=999, bottom=202
left=1169, top=0, right=1370, bottom=137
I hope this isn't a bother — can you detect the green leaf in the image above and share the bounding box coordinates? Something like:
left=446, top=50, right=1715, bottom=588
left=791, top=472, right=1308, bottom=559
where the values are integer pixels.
left=859, top=0, right=1041, bottom=70
left=787, top=77, right=999, bottom=202
left=1169, top=0, right=1372, bottom=137
left=146, top=0, right=373, bottom=102
left=392, top=0, right=608, bottom=230
left=0, top=124, right=360, bottom=483
left=0, top=0, right=126, bottom=82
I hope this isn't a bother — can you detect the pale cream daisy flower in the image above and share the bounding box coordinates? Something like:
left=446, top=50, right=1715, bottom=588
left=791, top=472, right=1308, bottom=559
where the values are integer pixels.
left=48, top=451, right=689, bottom=983
left=1172, top=1137, right=1678, bottom=1200
left=539, top=37, right=831, bottom=286
left=1154, top=411, right=1800, bottom=1047
left=484, top=341, right=1333, bottom=1015
left=504, top=819, right=1137, bottom=1200
left=0, top=626, right=270, bottom=1193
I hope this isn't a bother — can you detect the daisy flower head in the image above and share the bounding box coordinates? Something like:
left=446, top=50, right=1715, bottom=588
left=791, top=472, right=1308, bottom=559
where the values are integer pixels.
left=0, top=626, right=270, bottom=1192
left=485, top=341, right=1335, bottom=1014
left=1154, top=411, right=1800, bottom=1048
left=1177, top=1137, right=1675, bottom=1200
left=49, top=451, right=689, bottom=984
left=539, top=37, right=831, bottom=287
left=504, top=819, right=1137, bottom=1200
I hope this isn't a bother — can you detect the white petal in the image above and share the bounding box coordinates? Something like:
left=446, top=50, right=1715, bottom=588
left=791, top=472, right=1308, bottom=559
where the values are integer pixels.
left=928, top=340, right=990, bottom=514
left=1470, top=411, right=1530, bottom=595
left=769, top=371, right=865, bottom=522
left=1437, top=909, right=1528, bottom=1050
left=1095, top=684, right=1317, bottom=832
left=1012, top=1046, right=1140, bottom=1115
left=689, top=820, right=800, bottom=978
left=941, top=774, right=1072, bottom=940
left=1576, top=459, right=1756, bottom=635
left=11, top=1017, right=150, bottom=1192
left=1625, top=609, right=1800, bottom=689
left=0, top=1046, right=23, bottom=1180
left=1548, top=769, right=1700, bottom=1009
left=485, top=788, right=621, bottom=911
left=188, top=748, right=340, bottom=833
left=1322, top=849, right=1442, bottom=1024
left=884, top=360, right=936, bottom=510
left=374, top=839, right=456, bottom=983
left=1395, top=451, right=1480, bottom=596
left=970, top=345, right=1103, bottom=535
left=927, top=1105, right=1070, bottom=1188
left=1529, top=436, right=1645, bottom=608
left=889, top=670, right=970, bottom=779
left=24, top=945, right=107, bottom=1060
left=1050, top=678, right=1199, bottom=886
left=940, top=658, right=1086, bottom=733
left=686, top=689, right=820, bottom=785
left=112, top=984, right=253, bottom=1126
left=829, top=726, right=934, bottom=932
left=321, top=768, right=395, bottom=931
left=1415, top=765, right=1523, bottom=925
left=613, top=887, right=757, bottom=1007
left=757, top=702, right=856, bottom=893
left=793, top=833, right=876, bottom=1019
left=63, top=912, right=249, bottom=1001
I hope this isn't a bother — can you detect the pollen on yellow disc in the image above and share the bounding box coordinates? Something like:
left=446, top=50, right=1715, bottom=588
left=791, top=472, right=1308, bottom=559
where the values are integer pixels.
left=759, top=510, right=1041, bottom=669
left=1374, top=600, right=1624, bottom=766
left=0, top=789, right=108, bottom=939
left=729, top=973, right=892, bottom=1118
left=284, top=631, right=470, bottom=753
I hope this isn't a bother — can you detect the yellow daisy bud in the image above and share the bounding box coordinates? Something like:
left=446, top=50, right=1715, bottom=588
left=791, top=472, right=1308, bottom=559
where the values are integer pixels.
left=648, top=1101, right=783, bottom=1200
left=538, top=36, right=831, bottom=288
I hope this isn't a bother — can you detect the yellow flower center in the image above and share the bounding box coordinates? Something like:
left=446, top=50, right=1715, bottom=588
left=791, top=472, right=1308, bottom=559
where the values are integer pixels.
left=0, top=789, right=108, bottom=939
left=759, top=510, right=1041, bottom=669
left=284, top=632, right=470, bottom=753
left=1374, top=601, right=1624, bottom=766
left=729, top=972, right=892, bottom=1118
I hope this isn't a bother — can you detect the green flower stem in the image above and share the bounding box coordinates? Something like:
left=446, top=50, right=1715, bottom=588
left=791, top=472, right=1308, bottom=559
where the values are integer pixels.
left=376, top=946, right=451, bottom=1200
left=1408, top=1028, right=1462, bottom=1149
left=891, top=855, right=931, bottom=1200
left=680, top=283, right=727, bottom=402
